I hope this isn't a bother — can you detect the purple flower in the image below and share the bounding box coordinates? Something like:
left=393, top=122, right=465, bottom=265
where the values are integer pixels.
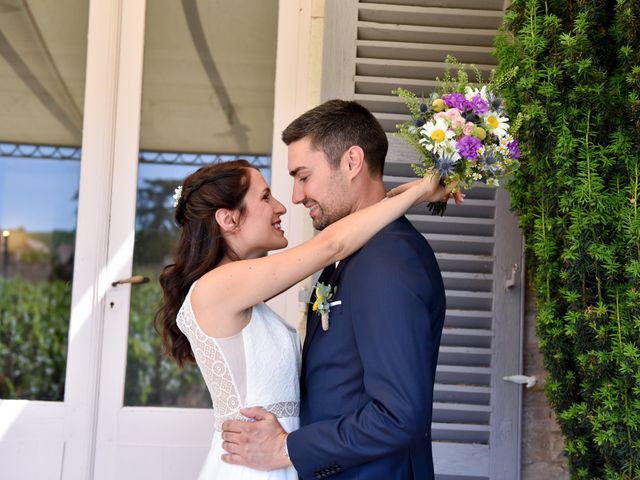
left=508, top=139, right=521, bottom=159
left=443, top=93, right=466, bottom=110
left=456, top=135, right=483, bottom=160
left=466, top=94, right=489, bottom=115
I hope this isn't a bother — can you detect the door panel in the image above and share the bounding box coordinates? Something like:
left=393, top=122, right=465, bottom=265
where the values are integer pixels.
left=94, top=0, right=279, bottom=477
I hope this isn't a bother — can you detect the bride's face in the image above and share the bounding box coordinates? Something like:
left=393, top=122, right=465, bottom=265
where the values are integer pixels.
left=234, top=168, right=288, bottom=258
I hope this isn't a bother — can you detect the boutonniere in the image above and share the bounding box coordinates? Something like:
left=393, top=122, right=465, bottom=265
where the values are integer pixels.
left=312, top=282, right=341, bottom=331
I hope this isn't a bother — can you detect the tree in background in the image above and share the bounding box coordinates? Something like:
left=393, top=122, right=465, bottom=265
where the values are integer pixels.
left=133, top=178, right=181, bottom=266
left=127, top=176, right=209, bottom=406
left=0, top=177, right=209, bottom=407
left=495, top=0, right=640, bottom=477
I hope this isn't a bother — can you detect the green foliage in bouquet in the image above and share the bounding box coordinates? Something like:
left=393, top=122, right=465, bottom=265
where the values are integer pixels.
left=494, top=0, right=640, bottom=477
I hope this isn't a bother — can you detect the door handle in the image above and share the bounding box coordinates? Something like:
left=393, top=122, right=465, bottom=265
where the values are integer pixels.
left=112, top=275, right=150, bottom=287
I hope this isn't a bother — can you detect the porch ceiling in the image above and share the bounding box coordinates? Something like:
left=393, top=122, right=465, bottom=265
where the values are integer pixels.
left=0, top=0, right=278, bottom=155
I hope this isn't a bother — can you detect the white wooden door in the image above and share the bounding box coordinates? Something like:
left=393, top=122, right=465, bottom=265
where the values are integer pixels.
left=89, top=0, right=215, bottom=476
left=321, top=1, right=525, bottom=478
left=90, top=0, right=308, bottom=478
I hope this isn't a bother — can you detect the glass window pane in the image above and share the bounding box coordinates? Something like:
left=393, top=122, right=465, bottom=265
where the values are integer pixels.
left=124, top=0, right=278, bottom=407
left=0, top=0, right=88, bottom=401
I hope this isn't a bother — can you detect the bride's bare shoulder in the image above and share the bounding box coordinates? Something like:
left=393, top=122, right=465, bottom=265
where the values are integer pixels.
left=191, top=269, right=250, bottom=337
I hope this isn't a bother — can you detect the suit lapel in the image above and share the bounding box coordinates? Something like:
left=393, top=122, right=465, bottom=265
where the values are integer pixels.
left=302, top=258, right=351, bottom=357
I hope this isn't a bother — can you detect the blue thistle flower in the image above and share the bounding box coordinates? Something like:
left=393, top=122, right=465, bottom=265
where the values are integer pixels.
left=434, top=153, right=458, bottom=178
left=479, top=149, right=502, bottom=174
left=462, top=112, right=480, bottom=123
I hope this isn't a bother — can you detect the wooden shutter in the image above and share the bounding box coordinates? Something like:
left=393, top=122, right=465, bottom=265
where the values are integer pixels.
left=321, top=1, right=524, bottom=479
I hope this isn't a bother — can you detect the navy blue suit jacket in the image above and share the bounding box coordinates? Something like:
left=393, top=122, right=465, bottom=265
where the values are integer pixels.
left=288, top=216, right=446, bottom=480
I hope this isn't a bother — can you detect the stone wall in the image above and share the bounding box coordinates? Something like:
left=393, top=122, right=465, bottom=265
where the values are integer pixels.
left=521, top=285, right=569, bottom=479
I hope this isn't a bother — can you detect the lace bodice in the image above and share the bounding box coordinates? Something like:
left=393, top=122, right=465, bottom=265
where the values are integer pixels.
left=177, top=282, right=301, bottom=430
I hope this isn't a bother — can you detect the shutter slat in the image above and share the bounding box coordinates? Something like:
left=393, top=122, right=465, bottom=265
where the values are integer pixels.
left=412, top=217, right=494, bottom=237
left=433, top=384, right=491, bottom=405
left=441, top=327, right=492, bottom=348
left=436, top=365, right=491, bottom=386
left=445, top=290, right=493, bottom=310
left=355, top=93, right=412, bottom=114
left=433, top=402, right=491, bottom=424
left=445, top=309, right=493, bottom=329
left=411, top=201, right=495, bottom=219
left=425, top=235, right=494, bottom=256
left=358, top=21, right=497, bottom=47
left=431, top=422, right=490, bottom=443
left=358, top=4, right=504, bottom=30
left=438, top=346, right=491, bottom=367
left=356, top=58, right=494, bottom=83
left=355, top=75, right=438, bottom=95
left=361, top=0, right=504, bottom=10
left=441, top=271, right=493, bottom=292
left=436, top=253, right=494, bottom=274
left=357, top=40, right=495, bottom=64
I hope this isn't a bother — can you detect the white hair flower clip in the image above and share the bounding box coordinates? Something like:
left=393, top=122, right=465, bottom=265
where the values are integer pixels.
left=172, top=186, right=183, bottom=207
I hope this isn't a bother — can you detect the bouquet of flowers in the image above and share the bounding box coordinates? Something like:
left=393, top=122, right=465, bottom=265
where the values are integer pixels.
left=394, top=60, right=521, bottom=215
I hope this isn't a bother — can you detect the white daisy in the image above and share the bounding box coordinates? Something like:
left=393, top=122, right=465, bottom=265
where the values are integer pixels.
left=438, top=138, right=462, bottom=161
left=484, top=111, right=510, bottom=138
left=465, top=85, right=489, bottom=101
left=419, top=118, right=454, bottom=151
left=497, top=137, right=511, bottom=156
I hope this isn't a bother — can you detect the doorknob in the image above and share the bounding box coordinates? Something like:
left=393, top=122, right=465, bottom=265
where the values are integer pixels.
left=112, top=275, right=150, bottom=287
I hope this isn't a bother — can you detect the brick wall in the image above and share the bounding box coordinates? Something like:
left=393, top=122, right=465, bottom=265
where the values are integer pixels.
left=521, top=286, right=569, bottom=479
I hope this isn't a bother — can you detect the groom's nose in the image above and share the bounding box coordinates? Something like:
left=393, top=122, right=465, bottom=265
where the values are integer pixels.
left=291, top=183, right=305, bottom=205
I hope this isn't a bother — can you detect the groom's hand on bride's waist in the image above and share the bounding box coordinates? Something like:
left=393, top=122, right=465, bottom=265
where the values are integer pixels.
left=221, top=407, right=292, bottom=471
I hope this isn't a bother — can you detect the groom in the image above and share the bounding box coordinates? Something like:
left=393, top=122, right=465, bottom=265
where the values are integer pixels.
left=222, top=100, right=454, bottom=479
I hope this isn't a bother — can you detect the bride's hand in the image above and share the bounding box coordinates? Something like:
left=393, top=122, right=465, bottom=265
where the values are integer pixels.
left=386, top=176, right=465, bottom=206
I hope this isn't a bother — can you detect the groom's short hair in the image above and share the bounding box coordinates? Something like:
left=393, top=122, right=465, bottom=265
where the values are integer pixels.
left=281, top=99, right=388, bottom=177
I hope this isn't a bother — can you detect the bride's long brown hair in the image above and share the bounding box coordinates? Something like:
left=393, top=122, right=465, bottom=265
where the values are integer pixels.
left=156, top=160, right=257, bottom=366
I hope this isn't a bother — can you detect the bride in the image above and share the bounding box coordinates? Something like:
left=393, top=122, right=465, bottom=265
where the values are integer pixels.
left=155, top=159, right=454, bottom=479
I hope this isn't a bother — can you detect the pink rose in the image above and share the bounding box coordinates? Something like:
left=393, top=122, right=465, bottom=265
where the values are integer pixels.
left=443, top=108, right=465, bottom=128
left=463, top=122, right=475, bottom=135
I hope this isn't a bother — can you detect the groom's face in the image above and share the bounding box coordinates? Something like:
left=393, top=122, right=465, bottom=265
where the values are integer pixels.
left=288, top=137, right=352, bottom=230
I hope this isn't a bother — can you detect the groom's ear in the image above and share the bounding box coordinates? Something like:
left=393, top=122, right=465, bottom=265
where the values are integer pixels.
left=215, top=208, right=240, bottom=233
left=345, top=145, right=365, bottom=180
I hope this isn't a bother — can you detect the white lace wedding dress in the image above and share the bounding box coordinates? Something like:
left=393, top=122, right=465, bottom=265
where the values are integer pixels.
left=177, top=281, right=300, bottom=479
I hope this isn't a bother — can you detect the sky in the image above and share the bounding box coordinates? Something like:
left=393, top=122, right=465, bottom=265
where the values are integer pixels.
left=0, top=154, right=271, bottom=233
left=0, top=157, right=80, bottom=232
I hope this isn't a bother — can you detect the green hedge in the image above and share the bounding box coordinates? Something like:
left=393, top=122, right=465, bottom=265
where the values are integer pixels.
left=0, top=278, right=69, bottom=400
left=0, top=277, right=208, bottom=407
left=495, top=0, right=640, bottom=478
left=125, top=280, right=208, bottom=407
